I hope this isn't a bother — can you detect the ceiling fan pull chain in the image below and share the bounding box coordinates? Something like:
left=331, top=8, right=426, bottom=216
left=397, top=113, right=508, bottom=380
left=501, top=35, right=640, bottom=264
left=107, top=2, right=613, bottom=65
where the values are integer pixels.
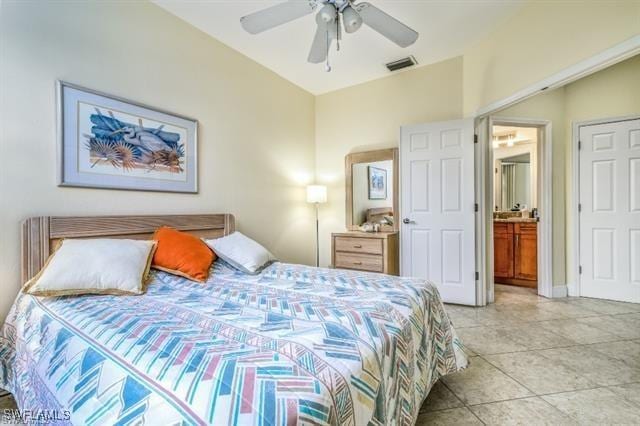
left=336, top=13, right=341, bottom=51
left=325, top=27, right=332, bottom=72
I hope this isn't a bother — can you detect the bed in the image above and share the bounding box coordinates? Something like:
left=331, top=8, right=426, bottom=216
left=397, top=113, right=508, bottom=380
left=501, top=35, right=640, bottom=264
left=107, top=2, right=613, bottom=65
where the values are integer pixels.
left=1, top=214, right=467, bottom=425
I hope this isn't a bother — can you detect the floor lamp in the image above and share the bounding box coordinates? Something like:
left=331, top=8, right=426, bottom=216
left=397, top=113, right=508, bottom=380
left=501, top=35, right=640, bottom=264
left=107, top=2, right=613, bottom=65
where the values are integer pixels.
left=306, top=185, right=327, bottom=267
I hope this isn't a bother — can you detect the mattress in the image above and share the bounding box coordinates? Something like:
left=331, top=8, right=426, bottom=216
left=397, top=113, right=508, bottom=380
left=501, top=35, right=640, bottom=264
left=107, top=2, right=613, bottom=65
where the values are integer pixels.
left=0, top=261, right=467, bottom=425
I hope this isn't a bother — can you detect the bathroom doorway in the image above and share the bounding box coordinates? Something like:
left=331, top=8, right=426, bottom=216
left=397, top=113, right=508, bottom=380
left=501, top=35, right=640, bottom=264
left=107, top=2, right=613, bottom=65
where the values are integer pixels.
left=492, top=125, right=539, bottom=289
left=488, top=118, right=552, bottom=300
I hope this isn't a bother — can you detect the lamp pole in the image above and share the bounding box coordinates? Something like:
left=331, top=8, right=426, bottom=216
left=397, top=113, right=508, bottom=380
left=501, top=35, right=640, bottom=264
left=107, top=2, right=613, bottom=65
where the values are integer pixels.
left=307, top=184, right=326, bottom=268
left=315, top=202, right=320, bottom=267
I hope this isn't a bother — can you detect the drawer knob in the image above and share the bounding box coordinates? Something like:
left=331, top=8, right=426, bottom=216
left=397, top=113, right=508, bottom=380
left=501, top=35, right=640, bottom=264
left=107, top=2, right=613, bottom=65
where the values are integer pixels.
left=353, top=244, right=362, bottom=248
left=353, top=261, right=362, bottom=265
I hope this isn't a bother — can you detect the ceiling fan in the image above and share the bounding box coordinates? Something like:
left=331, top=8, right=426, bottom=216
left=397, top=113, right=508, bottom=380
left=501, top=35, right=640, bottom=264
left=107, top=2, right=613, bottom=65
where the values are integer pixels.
left=240, top=0, right=419, bottom=71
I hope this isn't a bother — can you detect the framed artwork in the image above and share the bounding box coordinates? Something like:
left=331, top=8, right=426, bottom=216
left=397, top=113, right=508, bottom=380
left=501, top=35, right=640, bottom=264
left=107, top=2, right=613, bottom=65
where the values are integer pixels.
left=368, top=166, right=387, bottom=200
left=57, top=81, right=198, bottom=193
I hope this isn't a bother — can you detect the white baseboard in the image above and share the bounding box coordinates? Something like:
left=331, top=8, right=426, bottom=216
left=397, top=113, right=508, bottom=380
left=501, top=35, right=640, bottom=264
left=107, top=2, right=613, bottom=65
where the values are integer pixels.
left=552, top=285, right=568, bottom=298
left=566, top=282, right=578, bottom=297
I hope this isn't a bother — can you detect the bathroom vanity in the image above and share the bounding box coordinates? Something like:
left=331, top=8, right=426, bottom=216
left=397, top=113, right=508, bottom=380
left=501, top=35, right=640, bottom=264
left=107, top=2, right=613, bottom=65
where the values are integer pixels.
left=494, top=217, right=538, bottom=288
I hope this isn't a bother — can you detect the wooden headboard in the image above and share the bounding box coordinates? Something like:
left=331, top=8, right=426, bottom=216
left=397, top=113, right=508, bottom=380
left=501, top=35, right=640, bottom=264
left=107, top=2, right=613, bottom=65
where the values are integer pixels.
left=21, top=214, right=235, bottom=283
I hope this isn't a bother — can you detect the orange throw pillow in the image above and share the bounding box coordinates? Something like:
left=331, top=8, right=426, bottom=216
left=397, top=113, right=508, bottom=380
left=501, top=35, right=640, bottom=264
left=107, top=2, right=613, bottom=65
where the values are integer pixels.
left=152, top=226, right=215, bottom=282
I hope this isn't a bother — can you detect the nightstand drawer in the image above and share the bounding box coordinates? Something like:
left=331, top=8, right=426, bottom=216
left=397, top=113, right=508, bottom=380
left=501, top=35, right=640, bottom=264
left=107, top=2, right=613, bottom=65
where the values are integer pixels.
left=334, top=252, right=383, bottom=272
left=334, top=237, right=382, bottom=254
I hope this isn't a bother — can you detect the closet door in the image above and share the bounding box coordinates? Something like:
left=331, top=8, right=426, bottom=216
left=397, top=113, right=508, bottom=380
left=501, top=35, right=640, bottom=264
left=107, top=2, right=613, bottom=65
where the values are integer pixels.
left=579, top=118, right=640, bottom=303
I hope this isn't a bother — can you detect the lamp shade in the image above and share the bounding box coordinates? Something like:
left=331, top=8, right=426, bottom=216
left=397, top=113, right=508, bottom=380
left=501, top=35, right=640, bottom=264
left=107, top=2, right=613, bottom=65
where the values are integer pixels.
left=306, top=185, right=327, bottom=204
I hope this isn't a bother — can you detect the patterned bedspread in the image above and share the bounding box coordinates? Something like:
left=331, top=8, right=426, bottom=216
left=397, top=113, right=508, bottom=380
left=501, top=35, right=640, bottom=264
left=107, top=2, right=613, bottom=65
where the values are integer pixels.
left=1, top=261, right=467, bottom=425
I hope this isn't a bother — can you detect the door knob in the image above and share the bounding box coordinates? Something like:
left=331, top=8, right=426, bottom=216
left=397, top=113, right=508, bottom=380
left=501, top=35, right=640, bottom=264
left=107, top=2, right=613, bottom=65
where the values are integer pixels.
left=403, top=218, right=415, bottom=224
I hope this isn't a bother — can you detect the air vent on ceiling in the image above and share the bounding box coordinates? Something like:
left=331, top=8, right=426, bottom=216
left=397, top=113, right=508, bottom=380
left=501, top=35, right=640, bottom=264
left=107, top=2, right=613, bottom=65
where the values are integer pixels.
left=386, top=56, right=417, bottom=72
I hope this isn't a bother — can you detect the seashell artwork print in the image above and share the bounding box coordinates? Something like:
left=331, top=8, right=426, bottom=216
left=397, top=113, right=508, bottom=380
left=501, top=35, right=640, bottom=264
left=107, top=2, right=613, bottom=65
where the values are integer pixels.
left=59, top=82, right=198, bottom=193
left=83, top=107, right=185, bottom=175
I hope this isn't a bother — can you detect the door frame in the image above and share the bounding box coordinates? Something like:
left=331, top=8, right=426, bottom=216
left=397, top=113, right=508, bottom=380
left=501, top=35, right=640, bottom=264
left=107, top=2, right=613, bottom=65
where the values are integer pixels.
left=483, top=117, right=553, bottom=301
left=569, top=115, right=640, bottom=297
left=472, top=35, right=640, bottom=305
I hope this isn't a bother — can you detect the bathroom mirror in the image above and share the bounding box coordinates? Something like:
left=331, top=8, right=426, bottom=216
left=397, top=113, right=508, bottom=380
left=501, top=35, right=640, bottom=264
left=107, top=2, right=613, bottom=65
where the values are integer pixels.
left=492, top=125, right=538, bottom=212
left=345, top=148, right=399, bottom=231
left=498, top=153, right=531, bottom=211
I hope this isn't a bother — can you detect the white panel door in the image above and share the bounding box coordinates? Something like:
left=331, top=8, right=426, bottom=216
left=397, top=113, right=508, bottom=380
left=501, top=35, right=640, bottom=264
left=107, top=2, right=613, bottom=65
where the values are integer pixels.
left=579, top=118, right=640, bottom=303
left=400, top=119, right=476, bottom=305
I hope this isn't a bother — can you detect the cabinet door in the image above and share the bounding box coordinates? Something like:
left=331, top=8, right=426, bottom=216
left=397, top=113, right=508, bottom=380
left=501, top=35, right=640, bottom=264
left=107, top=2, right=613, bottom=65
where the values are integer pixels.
left=494, top=223, right=514, bottom=279
left=514, top=223, right=537, bottom=281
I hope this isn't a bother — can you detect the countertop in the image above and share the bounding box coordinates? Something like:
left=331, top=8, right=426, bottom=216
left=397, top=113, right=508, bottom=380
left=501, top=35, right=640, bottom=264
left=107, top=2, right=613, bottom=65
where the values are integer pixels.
left=493, top=217, right=538, bottom=223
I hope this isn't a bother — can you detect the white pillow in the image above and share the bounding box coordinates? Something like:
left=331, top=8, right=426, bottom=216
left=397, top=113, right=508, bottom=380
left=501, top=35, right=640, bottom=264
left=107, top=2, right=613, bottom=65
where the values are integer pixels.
left=24, top=238, right=157, bottom=297
left=205, top=232, right=275, bottom=275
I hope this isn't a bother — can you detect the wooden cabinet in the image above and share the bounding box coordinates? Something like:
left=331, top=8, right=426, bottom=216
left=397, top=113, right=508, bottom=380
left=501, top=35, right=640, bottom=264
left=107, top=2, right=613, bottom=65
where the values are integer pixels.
left=493, top=221, right=537, bottom=287
left=494, top=223, right=514, bottom=280
left=514, top=223, right=537, bottom=281
left=331, top=232, right=398, bottom=275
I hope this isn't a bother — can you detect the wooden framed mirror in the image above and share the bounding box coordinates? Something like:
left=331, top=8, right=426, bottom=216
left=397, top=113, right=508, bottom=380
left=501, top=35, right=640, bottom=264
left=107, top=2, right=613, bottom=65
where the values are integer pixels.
left=345, top=148, right=399, bottom=231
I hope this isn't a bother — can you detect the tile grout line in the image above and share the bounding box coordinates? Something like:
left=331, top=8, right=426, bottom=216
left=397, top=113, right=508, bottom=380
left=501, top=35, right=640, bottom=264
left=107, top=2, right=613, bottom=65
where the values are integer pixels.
left=462, top=334, right=639, bottom=358
left=437, top=380, right=488, bottom=426
left=453, top=371, right=640, bottom=424
left=477, top=350, right=640, bottom=406
left=452, top=310, right=631, bottom=330
left=465, top=404, right=487, bottom=425
left=475, top=353, right=539, bottom=397
left=478, top=349, right=601, bottom=396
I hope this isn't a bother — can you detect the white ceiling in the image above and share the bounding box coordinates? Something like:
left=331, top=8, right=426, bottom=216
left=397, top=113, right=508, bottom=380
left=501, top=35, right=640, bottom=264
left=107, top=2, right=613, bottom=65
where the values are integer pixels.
left=154, top=0, right=525, bottom=95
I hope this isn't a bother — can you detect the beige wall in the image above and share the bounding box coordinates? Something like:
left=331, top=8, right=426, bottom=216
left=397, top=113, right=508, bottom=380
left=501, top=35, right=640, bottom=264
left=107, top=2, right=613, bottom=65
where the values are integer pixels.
left=495, top=54, right=640, bottom=289
left=315, top=0, right=639, bottom=286
left=563, top=54, right=640, bottom=290
left=463, top=0, right=640, bottom=115
left=314, top=57, right=463, bottom=267
left=0, top=1, right=316, bottom=320
left=314, top=51, right=638, bottom=290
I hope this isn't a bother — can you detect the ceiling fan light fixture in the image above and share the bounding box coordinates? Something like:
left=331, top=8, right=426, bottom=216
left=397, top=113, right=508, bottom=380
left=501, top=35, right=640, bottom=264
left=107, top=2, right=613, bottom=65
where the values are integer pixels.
left=342, top=5, right=362, bottom=33
left=318, top=3, right=337, bottom=23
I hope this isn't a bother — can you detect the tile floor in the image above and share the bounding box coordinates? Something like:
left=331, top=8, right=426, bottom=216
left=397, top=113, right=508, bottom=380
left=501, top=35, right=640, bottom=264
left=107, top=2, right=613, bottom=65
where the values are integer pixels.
left=1, top=285, right=639, bottom=425
left=417, top=285, right=640, bottom=425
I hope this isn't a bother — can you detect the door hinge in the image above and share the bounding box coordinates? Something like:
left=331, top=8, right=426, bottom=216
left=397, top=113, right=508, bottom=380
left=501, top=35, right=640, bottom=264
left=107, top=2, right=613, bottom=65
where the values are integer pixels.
left=579, top=265, right=583, bottom=274
left=475, top=271, right=479, bottom=280
left=474, top=134, right=478, bottom=144
left=578, top=203, right=582, bottom=212
left=474, top=203, right=479, bottom=212
left=578, top=140, right=582, bottom=150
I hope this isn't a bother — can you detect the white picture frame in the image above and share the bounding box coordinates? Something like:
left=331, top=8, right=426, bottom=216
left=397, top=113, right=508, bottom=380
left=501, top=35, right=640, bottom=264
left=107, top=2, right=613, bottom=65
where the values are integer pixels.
left=57, top=81, right=198, bottom=193
left=368, top=166, right=387, bottom=200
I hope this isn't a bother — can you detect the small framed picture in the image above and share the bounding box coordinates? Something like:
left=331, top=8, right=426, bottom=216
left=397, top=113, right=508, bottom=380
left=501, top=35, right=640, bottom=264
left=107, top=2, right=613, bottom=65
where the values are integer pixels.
left=57, top=81, right=198, bottom=193
left=368, top=166, right=387, bottom=200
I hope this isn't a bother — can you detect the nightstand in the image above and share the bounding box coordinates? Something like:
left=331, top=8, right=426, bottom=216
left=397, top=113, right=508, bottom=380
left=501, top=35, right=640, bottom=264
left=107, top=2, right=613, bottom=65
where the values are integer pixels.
left=331, top=231, right=399, bottom=275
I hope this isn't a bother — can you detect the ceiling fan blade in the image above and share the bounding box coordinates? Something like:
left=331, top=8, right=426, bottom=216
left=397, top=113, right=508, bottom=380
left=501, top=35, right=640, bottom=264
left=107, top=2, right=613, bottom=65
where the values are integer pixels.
left=308, top=18, right=337, bottom=64
left=241, top=0, right=318, bottom=34
left=355, top=2, right=418, bottom=48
